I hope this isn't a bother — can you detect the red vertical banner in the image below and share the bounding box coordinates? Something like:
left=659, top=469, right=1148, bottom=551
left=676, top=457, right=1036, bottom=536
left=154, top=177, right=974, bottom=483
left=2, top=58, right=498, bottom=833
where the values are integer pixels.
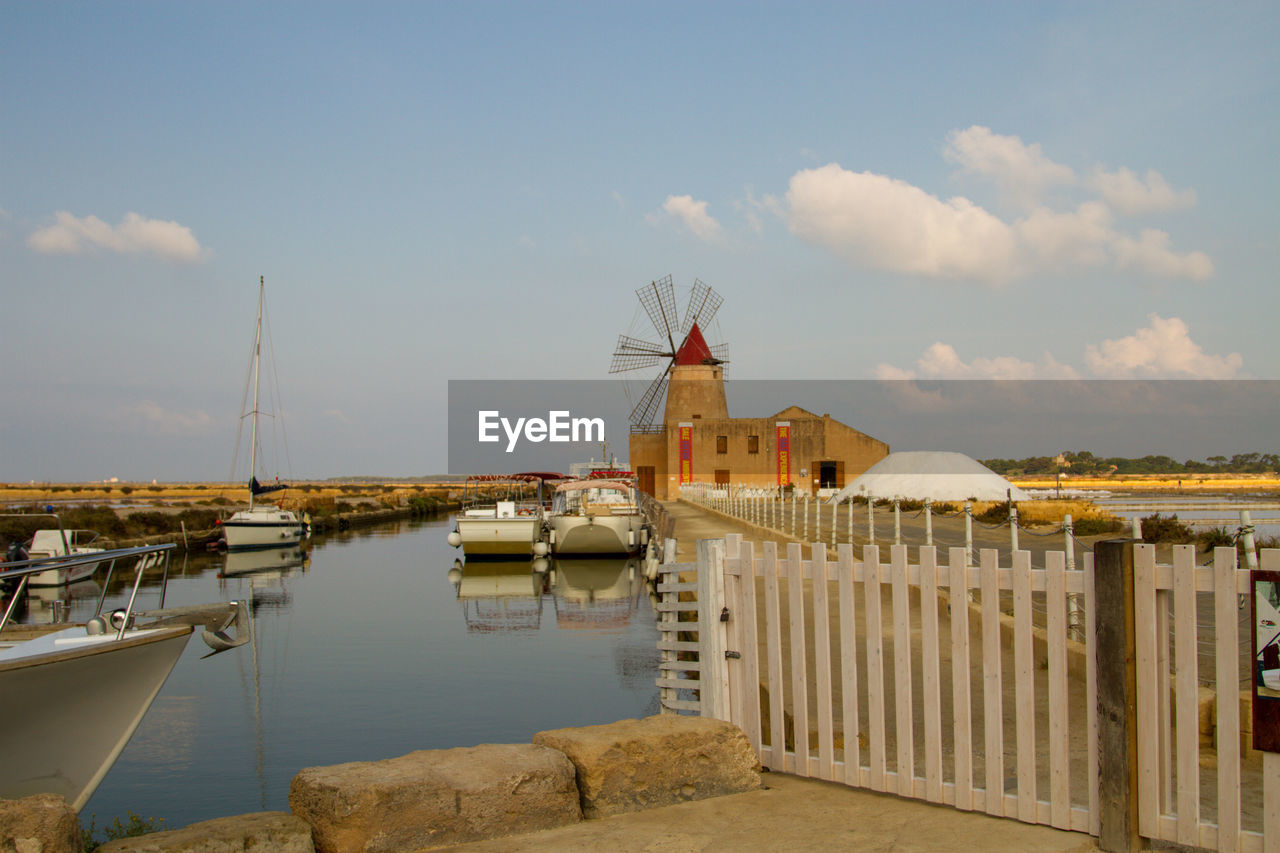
left=679, top=423, right=693, bottom=484
left=776, top=422, right=790, bottom=486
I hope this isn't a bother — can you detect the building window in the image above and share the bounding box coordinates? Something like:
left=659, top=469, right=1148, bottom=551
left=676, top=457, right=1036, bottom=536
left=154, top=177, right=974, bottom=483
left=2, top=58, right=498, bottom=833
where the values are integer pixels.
left=747, top=435, right=759, bottom=454
left=716, top=435, right=727, bottom=454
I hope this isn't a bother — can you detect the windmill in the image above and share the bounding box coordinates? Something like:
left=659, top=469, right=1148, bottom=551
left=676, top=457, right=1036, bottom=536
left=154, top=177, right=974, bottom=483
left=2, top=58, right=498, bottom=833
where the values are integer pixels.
left=610, top=275, right=728, bottom=431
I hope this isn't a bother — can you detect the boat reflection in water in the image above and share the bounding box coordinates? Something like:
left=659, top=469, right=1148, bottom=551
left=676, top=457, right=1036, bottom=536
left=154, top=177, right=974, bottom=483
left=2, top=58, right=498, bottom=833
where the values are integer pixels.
left=447, top=560, right=549, bottom=632
left=549, top=558, right=645, bottom=631
left=213, top=544, right=309, bottom=809
left=447, top=556, right=650, bottom=635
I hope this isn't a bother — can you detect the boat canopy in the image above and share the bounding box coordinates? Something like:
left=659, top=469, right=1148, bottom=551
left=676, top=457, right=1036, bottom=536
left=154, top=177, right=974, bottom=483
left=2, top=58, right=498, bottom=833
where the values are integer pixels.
left=555, top=480, right=632, bottom=493
left=466, top=472, right=567, bottom=483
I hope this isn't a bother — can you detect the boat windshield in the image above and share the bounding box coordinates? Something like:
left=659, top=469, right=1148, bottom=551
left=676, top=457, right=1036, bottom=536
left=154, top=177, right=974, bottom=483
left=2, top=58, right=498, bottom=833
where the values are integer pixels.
left=552, top=486, right=633, bottom=514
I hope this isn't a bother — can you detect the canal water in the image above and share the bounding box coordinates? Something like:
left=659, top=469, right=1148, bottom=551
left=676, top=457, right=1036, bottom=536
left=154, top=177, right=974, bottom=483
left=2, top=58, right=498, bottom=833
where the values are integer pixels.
left=29, top=516, right=660, bottom=830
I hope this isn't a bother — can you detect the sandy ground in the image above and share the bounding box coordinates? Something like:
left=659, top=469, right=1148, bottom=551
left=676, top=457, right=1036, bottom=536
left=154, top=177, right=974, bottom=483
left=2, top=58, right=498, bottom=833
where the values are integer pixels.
left=433, top=772, right=1096, bottom=853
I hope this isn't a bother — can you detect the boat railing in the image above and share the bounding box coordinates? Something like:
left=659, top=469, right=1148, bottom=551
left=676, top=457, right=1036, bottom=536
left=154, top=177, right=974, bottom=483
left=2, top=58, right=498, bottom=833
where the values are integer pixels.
left=0, top=543, right=177, bottom=636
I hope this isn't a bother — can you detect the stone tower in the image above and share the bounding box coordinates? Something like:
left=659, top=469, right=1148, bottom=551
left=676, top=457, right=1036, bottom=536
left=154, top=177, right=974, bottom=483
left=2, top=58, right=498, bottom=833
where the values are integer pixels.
left=662, top=322, right=728, bottom=422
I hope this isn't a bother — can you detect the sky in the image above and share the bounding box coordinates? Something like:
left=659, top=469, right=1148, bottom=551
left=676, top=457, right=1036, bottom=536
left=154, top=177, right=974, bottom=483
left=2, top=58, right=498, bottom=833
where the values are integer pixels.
left=2, top=2, right=1277, bottom=481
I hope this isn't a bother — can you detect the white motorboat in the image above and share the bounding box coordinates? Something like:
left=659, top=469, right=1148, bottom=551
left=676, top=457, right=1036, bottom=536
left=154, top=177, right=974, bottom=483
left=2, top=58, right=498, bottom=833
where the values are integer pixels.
left=26, top=529, right=104, bottom=586
left=547, top=479, right=649, bottom=556
left=0, top=544, right=248, bottom=810
left=446, top=473, right=561, bottom=557
left=223, top=277, right=306, bottom=551
left=2, top=516, right=105, bottom=588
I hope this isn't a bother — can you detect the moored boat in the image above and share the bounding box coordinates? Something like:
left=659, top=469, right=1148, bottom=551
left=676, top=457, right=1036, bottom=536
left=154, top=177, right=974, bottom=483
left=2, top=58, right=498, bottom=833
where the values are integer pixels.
left=0, top=544, right=249, bottom=810
left=223, top=277, right=306, bottom=551
left=446, top=473, right=562, bottom=557
left=547, top=479, right=649, bottom=556
left=1, top=517, right=105, bottom=588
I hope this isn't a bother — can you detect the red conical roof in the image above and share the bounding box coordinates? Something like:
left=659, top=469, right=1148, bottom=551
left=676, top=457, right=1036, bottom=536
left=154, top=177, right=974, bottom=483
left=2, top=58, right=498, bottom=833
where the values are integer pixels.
left=674, top=322, right=714, bottom=365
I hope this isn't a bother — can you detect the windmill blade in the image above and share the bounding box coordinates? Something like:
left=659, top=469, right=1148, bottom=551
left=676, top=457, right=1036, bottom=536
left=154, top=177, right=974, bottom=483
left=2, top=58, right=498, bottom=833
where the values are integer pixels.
left=680, top=279, right=722, bottom=335
left=636, top=275, right=678, bottom=351
left=709, top=342, right=729, bottom=364
left=610, top=335, right=672, bottom=373
left=629, top=366, right=670, bottom=428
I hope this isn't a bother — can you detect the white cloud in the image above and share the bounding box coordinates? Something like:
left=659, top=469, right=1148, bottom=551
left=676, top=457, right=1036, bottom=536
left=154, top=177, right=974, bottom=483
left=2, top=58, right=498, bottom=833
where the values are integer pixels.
left=114, top=400, right=214, bottom=435
left=28, top=211, right=206, bottom=262
left=1085, top=314, right=1241, bottom=378
left=1090, top=167, right=1196, bottom=215
left=517, top=234, right=536, bottom=249
left=611, top=190, right=626, bottom=209
left=944, top=126, right=1075, bottom=205
left=875, top=342, right=1080, bottom=379
left=784, top=158, right=1211, bottom=284
left=876, top=315, right=1241, bottom=379
left=786, top=165, right=1021, bottom=282
left=1112, top=228, right=1213, bottom=280
left=656, top=195, right=722, bottom=242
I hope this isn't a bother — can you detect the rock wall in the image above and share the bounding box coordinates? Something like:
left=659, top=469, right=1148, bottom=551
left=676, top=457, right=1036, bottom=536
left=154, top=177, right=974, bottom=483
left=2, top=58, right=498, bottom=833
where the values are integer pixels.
left=7, top=716, right=762, bottom=853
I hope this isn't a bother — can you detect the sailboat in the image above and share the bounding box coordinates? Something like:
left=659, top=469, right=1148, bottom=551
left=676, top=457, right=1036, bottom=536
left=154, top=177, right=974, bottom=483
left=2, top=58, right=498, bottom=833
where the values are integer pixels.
left=222, top=277, right=307, bottom=551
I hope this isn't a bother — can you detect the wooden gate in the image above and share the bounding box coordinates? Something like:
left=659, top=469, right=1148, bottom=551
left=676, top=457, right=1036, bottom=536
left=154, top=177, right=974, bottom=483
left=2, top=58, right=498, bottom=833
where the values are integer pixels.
left=658, top=534, right=1280, bottom=849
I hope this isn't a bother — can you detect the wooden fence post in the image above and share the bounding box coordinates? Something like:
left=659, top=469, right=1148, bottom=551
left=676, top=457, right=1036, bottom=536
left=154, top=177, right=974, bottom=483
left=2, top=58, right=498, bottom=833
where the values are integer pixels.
left=1094, top=539, right=1143, bottom=852
left=697, top=538, right=731, bottom=721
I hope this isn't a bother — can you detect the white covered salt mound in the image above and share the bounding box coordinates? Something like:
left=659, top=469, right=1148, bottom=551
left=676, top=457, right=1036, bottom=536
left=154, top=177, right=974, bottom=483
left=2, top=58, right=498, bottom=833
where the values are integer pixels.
left=830, top=451, right=1031, bottom=503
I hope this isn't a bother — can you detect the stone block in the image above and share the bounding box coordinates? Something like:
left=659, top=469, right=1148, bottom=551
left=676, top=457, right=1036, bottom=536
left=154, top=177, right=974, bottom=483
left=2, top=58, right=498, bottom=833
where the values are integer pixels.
left=96, top=812, right=312, bottom=853
left=532, top=715, right=762, bottom=819
left=289, top=743, right=580, bottom=853
left=0, top=794, right=79, bottom=853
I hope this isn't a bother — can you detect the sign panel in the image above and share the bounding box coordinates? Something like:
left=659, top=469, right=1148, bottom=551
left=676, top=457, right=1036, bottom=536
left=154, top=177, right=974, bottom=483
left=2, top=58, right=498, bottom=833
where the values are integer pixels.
left=776, top=421, right=790, bottom=486
left=1252, top=569, right=1280, bottom=752
left=678, top=423, right=693, bottom=484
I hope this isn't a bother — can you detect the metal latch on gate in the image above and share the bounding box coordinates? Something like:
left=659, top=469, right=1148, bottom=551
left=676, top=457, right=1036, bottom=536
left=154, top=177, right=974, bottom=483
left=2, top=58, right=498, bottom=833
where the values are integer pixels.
left=719, top=607, right=730, bottom=622
left=725, top=650, right=741, bottom=659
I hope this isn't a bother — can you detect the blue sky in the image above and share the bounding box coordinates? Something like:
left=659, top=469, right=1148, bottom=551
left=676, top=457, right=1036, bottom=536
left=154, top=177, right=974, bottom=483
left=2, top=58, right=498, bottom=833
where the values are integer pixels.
left=2, top=2, right=1276, bottom=480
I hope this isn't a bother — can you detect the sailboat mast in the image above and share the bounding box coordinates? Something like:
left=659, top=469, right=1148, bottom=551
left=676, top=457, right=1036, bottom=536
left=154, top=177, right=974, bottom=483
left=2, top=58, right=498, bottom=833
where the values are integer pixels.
left=248, top=276, right=264, bottom=511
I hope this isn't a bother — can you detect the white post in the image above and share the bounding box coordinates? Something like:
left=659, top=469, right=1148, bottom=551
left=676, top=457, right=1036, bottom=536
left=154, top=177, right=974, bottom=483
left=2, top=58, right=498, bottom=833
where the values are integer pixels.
left=1241, top=510, right=1259, bottom=571
left=868, top=495, right=875, bottom=545
left=964, top=502, right=973, bottom=567
left=792, top=492, right=798, bottom=538
left=847, top=498, right=854, bottom=545
left=1064, top=514, right=1081, bottom=640
left=924, top=498, right=933, bottom=546
left=893, top=498, right=901, bottom=545
left=803, top=494, right=809, bottom=540
left=1009, top=504, right=1019, bottom=552
left=831, top=499, right=838, bottom=548
left=1130, top=515, right=1142, bottom=540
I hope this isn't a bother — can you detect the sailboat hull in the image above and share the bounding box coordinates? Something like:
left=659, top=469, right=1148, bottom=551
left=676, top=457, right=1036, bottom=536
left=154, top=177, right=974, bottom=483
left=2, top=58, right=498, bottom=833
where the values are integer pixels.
left=223, top=507, right=305, bottom=551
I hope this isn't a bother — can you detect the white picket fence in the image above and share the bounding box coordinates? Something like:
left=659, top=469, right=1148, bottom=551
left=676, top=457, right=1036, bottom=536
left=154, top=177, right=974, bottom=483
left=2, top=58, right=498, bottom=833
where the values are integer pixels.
left=656, top=535, right=1280, bottom=851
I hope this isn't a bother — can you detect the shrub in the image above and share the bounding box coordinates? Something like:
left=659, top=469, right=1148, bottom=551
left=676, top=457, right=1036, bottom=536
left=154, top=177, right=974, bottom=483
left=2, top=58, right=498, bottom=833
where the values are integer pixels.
left=1139, top=513, right=1194, bottom=543
left=1197, top=526, right=1235, bottom=549
left=119, top=486, right=133, bottom=495
left=975, top=502, right=1011, bottom=524
left=82, top=812, right=166, bottom=852
left=1072, top=517, right=1125, bottom=536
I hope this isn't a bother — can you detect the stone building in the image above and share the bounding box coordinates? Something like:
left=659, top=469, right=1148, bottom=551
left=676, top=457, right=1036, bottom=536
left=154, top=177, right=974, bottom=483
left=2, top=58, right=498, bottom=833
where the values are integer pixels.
left=628, top=326, right=889, bottom=499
